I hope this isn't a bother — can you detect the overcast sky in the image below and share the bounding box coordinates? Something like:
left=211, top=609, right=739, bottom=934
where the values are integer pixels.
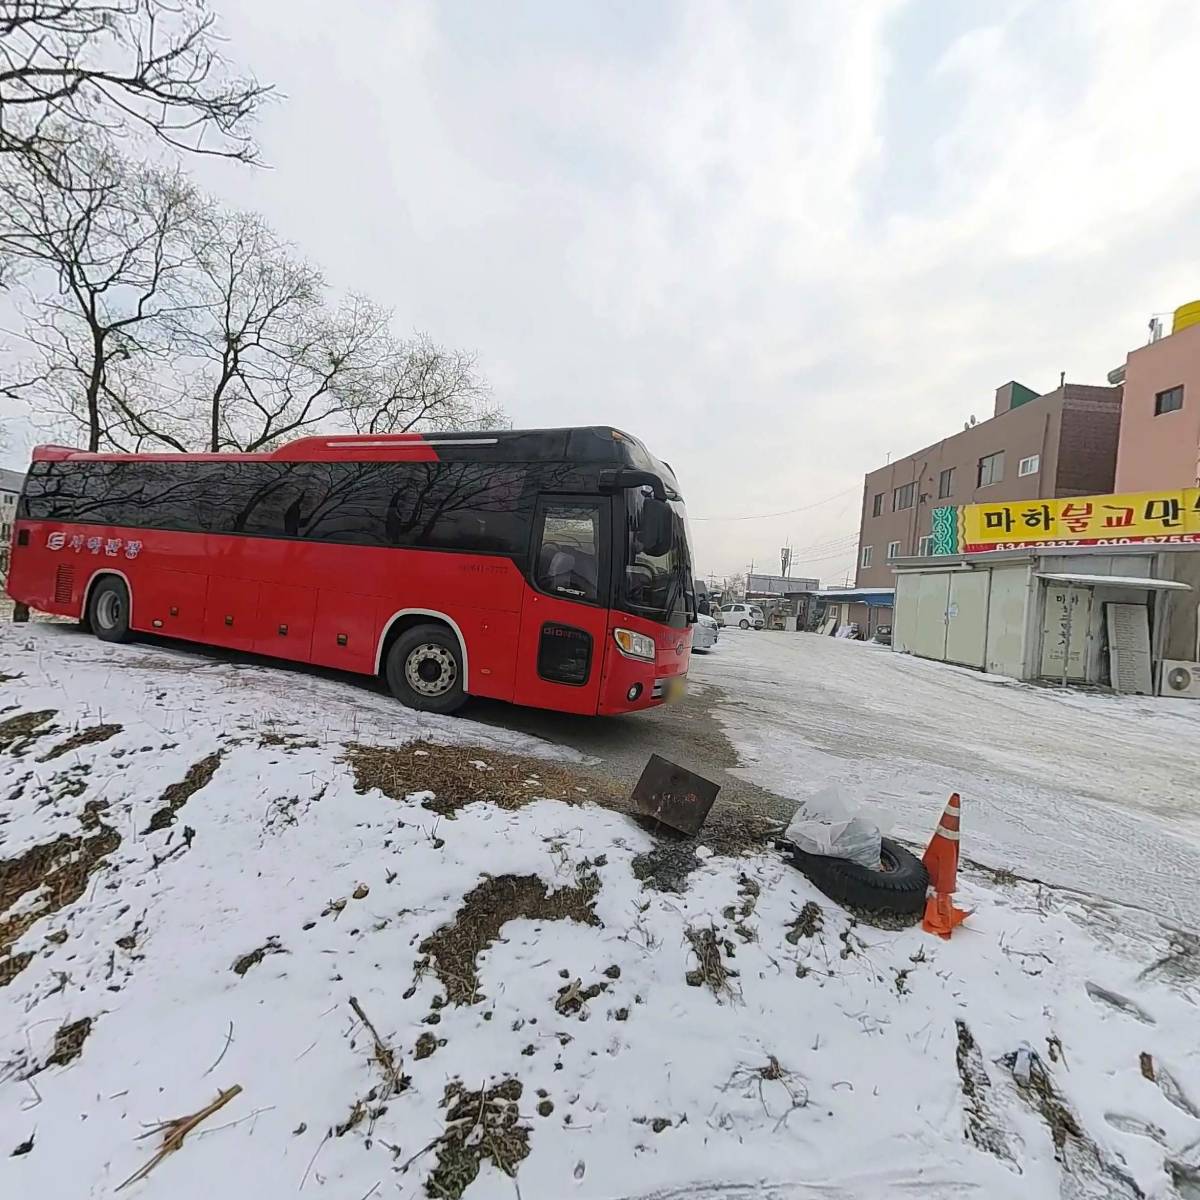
left=5, top=0, right=1200, bottom=583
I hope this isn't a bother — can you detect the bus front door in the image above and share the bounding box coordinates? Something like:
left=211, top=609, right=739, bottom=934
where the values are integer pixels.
left=514, top=498, right=609, bottom=715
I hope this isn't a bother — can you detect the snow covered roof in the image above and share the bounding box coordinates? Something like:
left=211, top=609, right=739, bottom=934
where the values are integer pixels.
left=1035, top=572, right=1192, bottom=591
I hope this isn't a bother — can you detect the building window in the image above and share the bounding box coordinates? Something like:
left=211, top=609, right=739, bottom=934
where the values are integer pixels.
left=916, top=534, right=933, bottom=556
left=1017, top=454, right=1040, bottom=477
left=937, top=468, right=955, bottom=499
left=871, top=492, right=883, bottom=517
left=977, top=452, right=1004, bottom=487
left=1155, top=386, right=1183, bottom=415
left=892, top=482, right=915, bottom=511
left=886, top=540, right=902, bottom=560
left=860, top=545, right=873, bottom=568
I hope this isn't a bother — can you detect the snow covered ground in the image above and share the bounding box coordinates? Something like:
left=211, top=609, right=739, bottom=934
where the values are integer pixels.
left=690, top=631, right=1200, bottom=928
left=2, top=624, right=1200, bottom=1200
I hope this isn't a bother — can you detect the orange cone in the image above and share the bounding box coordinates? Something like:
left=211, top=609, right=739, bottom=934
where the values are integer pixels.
left=922, top=792, right=970, bottom=938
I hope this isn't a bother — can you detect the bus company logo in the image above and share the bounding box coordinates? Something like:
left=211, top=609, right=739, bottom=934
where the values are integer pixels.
left=45, top=531, right=143, bottom=559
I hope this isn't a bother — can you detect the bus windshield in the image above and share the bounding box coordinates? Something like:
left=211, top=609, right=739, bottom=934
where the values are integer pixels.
left=621, top=493, right=694, bottom=628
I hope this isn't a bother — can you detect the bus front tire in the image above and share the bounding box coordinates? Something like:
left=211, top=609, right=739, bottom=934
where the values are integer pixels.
left=88, top=577, right=133, bottom=644
left=385, top=624, right=466, bottom=715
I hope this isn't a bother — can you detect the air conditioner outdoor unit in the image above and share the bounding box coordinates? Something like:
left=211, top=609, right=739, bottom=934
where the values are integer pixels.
left=1158, top=660, right=1200, bottom=699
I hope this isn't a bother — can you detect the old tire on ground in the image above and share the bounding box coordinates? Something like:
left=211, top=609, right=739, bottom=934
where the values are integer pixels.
left=783, top=837, right=928, bottom=916
left=385, top=623, right=466, bottom=715
left=87, top=576, right=134, bottom=644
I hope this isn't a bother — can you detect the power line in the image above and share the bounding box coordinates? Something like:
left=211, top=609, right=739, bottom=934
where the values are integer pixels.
left=690, top=485, right=858, bottom=522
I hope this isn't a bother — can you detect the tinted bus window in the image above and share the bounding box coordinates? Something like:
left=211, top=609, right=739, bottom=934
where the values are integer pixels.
left=21, top=459, right=534, bottom=558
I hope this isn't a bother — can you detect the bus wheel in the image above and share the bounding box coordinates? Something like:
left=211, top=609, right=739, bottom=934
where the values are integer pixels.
left=88, top=576, right=133, bottom=644
left=385, top=624, right=466, bottom=714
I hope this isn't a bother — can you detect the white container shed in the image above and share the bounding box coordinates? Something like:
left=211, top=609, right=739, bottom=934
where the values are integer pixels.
left=891, top=547, right=1197, bottom=693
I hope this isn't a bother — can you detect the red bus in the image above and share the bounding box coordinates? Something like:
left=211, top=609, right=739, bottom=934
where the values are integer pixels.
left=5, top=427, right=696, bottom=716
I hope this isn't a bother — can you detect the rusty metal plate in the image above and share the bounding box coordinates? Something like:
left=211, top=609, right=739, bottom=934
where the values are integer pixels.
left=631, top=754, right=720, bottom=836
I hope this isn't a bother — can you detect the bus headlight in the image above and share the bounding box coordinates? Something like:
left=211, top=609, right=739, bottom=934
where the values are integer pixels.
left=613, top=628, right=656, bottom=661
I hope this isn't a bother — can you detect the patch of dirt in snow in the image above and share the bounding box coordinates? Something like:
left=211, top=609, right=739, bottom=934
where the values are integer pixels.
left=1005, top=1049, right=1143, bottom=1198
left=231, top=936, right=285, bottom=976
left=0, top=799, right=119, bottom=983
left=684, top=924, right=739, bottom=1001
left=0, top=709, right=58, bottom=755
left=36, top=723, right=122, bottom=762
left=418, top=871, right=601, bottom=1004
left=143, top=752, right=223, bottom=832
left=785, top=900, right=824, bottom=942
left=955, top=1020, right=1019, bottom=1166
left=422, top=1077, right=530, bottom=1199
left=345, top=739, right=616, bottom=817
left=35, top=1017, right=94, bottom=1073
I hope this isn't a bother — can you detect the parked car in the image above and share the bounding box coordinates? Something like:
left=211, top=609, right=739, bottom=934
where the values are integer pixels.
left=716, top=603, right=764, bottom=630
left=692, top=611, right=719, bottom=652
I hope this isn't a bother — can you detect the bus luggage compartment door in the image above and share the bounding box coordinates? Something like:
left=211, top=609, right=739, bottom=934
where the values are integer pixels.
left=202, top=575, right=261, bottom=652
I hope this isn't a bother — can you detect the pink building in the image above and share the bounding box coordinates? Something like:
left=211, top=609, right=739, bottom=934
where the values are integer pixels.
left=1114, top=307, right=1200, bottom=491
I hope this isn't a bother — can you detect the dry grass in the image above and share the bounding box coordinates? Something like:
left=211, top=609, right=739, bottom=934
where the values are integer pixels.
left=345, top=740, right=616, bottom=818
left=419, top=871, right=601, bottom=1005
left=37, top=723, right=122, bottom=763
left=724, top=1054, right=809, bottom=1130
left=143, top=753, right=222, bottom=833
left=785, top=901, right=824, bottom=944
left=956, top=1020, right=1018, bottom=1165
left=0, top=800, right=120, bottom=985
left=684, top=924, right=739, bottom=1001
left=424, top=1078, right=530, bottom=1199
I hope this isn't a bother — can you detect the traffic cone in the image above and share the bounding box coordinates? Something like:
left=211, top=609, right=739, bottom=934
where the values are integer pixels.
left=922, top=792, right=970, bottom=938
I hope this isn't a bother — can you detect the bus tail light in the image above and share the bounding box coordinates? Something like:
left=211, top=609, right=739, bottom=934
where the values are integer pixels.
left=613, top=628, right=655, bottom=661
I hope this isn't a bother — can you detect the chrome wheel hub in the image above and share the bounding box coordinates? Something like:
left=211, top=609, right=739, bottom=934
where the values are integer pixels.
left=405, top=643, right=457, bottom=697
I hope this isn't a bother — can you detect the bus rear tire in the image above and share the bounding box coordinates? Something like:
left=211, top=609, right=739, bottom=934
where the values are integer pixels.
left=88, top=576, right=133, bottom=644
left=385, top=623, right=466, bottom=715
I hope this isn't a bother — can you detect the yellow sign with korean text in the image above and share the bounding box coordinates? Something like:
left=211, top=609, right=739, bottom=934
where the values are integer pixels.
left=961, top=487, right=1200, bottom=552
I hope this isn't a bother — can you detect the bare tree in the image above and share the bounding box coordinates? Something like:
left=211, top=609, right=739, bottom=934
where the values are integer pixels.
left=349, top=333, right=504, bottom=436
left=0, top=0, right=270, bottom=169
left=165, top=209, right=500, bottom=451
left=0, top=138, right=198, bottom=450
left=161, top=209, right=325, bottom=450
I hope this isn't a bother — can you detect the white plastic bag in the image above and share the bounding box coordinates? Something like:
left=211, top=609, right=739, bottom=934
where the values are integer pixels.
left=784, top=785, right=883, bottom=869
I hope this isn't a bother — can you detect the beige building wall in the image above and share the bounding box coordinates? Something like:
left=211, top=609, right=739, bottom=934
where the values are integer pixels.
left=1114, top=321, right=1200, bottom=492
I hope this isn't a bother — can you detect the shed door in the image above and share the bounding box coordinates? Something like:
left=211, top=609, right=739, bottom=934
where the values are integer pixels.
left=911, top=573, right=952, bottom=661
left=945, top=571, right=989, bottom=668
left=1040, top=586, right=1091, bottom=680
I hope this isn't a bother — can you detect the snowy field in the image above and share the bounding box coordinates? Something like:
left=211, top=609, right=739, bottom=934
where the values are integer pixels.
left=2, top=624, right=1200, bottom=1200
left=690, top=631, right=1200, bottom=928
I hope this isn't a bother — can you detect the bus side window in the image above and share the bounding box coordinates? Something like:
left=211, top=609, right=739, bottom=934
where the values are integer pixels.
left=534, top=503, right=600, bottom=602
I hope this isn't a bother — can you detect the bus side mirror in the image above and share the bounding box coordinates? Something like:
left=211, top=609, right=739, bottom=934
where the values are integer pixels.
left=640, top=498, right=673, bottom=556
left=598, top=468, right=667, bottom=501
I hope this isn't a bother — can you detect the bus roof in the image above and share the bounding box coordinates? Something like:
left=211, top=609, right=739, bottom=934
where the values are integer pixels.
left=31, top=426, right=659, bottom=468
